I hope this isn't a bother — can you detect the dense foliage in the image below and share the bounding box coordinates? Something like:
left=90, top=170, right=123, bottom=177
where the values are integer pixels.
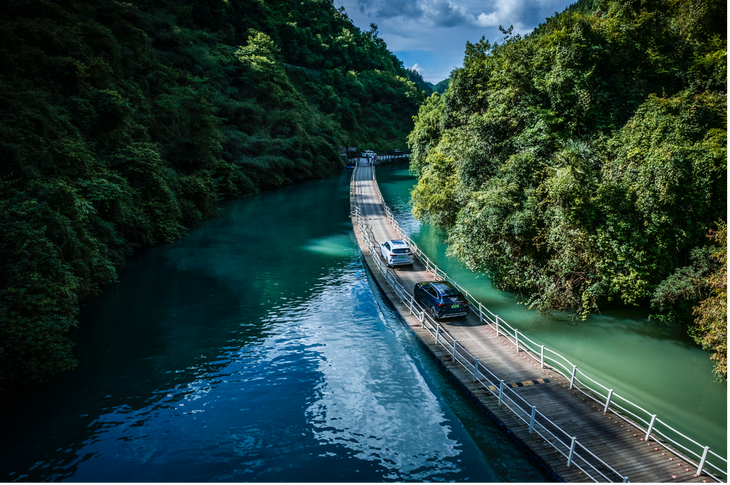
left=0, top=0, right=424, bottom=390
left=408, top=0, right=726, bottom=375
left=691, top=223, right=727, bottom=378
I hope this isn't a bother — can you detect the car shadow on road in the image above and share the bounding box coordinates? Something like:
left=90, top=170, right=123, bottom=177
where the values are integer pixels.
left=440, top=316, right=483, bottom=327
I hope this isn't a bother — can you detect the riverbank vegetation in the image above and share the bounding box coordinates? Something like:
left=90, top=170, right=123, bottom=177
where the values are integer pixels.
left=0, top=0, right=425, bottom=390
left=408, top=0, right=727, bottom=377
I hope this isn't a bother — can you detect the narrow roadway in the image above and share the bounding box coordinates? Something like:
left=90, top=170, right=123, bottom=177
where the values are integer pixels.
left=351, top=163, right=711, bottom=483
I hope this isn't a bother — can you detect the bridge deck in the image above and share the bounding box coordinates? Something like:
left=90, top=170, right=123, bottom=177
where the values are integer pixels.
left=351, top=164, right=709, bottom=483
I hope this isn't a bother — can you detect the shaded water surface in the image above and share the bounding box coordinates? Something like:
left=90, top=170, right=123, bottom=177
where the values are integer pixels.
left=1, top=171, right=550, bottom=482
left=376, top=162, right=727, bottom=461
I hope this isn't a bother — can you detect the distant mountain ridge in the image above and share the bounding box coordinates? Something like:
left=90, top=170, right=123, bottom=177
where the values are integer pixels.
left=427, top=78, right=450, bottom=94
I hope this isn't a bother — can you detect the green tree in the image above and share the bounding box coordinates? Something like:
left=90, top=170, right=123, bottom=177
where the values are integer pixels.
left=407, top=0, right=726, bottom=374
left=0, top=0, right=424, bottom=390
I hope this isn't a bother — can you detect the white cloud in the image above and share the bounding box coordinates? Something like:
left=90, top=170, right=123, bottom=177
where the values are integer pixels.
left=333, top=0, right=576, bottom=83
left=410, top=63, right=424, bottom=73
left=351, top=0, right=547, bottom=30
left=474, top=12, right=499, bottom=27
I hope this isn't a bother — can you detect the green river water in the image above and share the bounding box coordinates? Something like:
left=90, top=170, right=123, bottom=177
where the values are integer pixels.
left=0, top=169, right=552, bottom=482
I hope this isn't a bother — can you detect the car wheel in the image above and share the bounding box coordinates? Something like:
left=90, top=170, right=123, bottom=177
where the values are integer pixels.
left=430, top=306, right=439, bottom=320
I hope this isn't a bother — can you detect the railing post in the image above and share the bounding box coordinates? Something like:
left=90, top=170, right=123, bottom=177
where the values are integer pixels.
left=498, top=380, right=504, bottom=406
left=436, top=325, right=440, bottom=346
left=644, top=414, right=656, bottom=441
left=622, top=476, right=629, bottom=483
left=569, top=365, right=577, bottom=389
left=696, top=446, right=709, bottom=476
left=567, top=437, right=576, bottom=467
left=515, top=329, right=519, bottom=352
left=478, top=304, right=484, bottom=323
left=473, top=359, right=479, bottom=382
left=540, top=345, right=544, bottom=369
left=420, top=311, right=425, bottom=326
left=603, top=389, right=613, bottom=414
left=452, top=339, right=457, bottom=362
left=495, top=316, right=500, bottom=336
left=529, top=406, right=536, bottom=434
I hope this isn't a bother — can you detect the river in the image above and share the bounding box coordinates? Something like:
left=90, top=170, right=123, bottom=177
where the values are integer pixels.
left=375, top=162, right=727, bottom=463
left=0, top=170, right=551, bottom=482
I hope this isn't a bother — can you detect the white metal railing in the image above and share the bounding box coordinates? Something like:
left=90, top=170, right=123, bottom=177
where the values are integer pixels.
left=373, top=152, right=410, bottom=164
left=351, top=164, right=728, bottom=483
left=351, top=166, right=630, bottom=482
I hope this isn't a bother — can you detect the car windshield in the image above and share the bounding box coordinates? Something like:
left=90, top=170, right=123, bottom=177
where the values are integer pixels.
left=443, top=290, right=462, bottom=297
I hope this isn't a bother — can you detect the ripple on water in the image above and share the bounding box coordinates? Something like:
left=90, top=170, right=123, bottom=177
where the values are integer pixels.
left=14, top=269, right=480, bottom=482
left=1, top=173, right=546, bottom=482
left=301, top=287, right=463, bottom=480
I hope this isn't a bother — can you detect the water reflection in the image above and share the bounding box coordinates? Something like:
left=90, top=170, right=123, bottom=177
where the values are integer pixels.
left=2, top=172, right=543, bottom=482
left=303, top=234, right=360, bottom=257
left=304, top=277, right=462, bottom=481
left=11, top=267, right=476, bottom=481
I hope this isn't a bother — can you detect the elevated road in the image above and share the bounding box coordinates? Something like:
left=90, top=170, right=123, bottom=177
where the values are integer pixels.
left=351, top=163, right=717, bottom=483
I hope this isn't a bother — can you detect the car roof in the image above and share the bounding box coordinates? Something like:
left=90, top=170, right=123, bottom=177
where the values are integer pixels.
left=387, top=240, right=407, bottom=247
left=431, top=281, right=457, bottom=293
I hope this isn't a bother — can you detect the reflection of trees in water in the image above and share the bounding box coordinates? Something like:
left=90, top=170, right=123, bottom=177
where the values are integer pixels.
left=0, top=175, right=355, bottom=480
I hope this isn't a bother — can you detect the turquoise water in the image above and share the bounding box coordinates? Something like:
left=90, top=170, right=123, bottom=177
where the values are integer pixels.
left=0, top=170, right=550, bottom=482
left=376, top=162, right=727, bottom=464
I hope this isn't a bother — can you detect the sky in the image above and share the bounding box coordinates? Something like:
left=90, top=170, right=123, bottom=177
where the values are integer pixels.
left=332, top=0, right=577, bottom=84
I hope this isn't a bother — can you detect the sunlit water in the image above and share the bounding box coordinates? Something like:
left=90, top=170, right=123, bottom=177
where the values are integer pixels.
left=0, top=171, right=550, bottom=482
left=376, top=162, right=727, bottom=461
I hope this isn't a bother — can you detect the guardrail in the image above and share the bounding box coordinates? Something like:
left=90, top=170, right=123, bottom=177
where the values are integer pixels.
left=374, top=152, right=410, bottom=164
left=351, top=165, right=630, bottom=482
left=357, top=164, right=727, bottom=483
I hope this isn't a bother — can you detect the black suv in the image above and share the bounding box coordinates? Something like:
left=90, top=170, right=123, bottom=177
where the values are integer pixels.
left=414, top=281, right=469, bottom=320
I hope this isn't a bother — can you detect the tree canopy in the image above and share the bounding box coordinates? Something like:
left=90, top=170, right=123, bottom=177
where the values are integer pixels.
left=408, top=0, right=727, bottom=377
left=0, top=0, right=425, bottom=390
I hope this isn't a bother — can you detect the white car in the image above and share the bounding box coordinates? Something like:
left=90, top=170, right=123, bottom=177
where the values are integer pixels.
left=380, top=240, right=414, bottom=267
left=362, top=150, right=377, bottom=159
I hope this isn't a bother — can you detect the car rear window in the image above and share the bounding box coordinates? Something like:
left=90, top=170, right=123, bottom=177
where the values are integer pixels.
left=432, top=282, right=458, bottom=294
left=392, top=248, right=410, bottom=254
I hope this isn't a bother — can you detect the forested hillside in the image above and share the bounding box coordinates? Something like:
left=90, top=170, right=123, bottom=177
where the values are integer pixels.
left=0, top=0, right=425, bottom=390
left=426, top=78, right=450, bottom=94
left=408, top=0, right=727, bottom=377
left=406, top=68, right=433, bottom=95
